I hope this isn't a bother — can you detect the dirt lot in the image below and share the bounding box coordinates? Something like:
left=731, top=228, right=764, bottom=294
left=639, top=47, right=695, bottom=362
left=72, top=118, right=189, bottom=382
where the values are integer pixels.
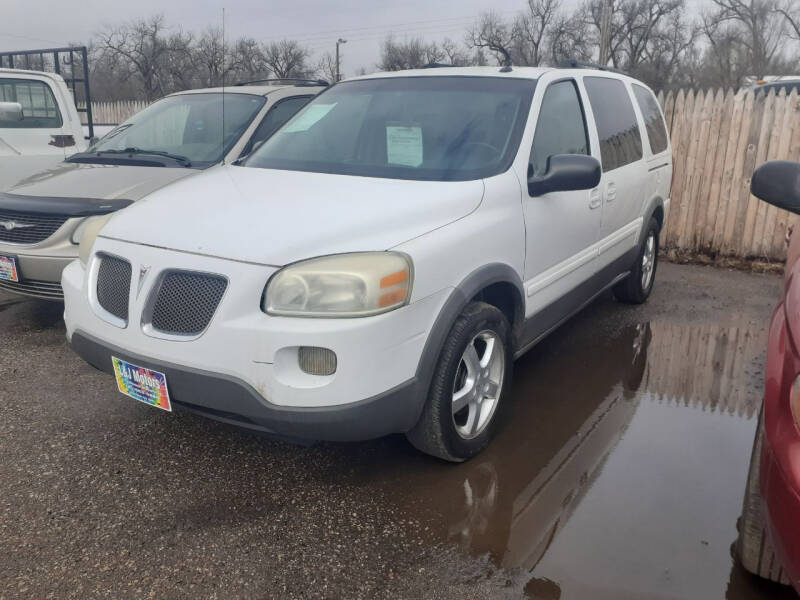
left=0, top=262, right=796, bottom=599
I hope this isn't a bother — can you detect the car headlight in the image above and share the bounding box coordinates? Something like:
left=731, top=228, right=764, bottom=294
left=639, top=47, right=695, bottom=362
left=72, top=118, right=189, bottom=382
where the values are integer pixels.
left=76, top=215, right=112, bottom=266
left=263, top=252, right=412, bottom=317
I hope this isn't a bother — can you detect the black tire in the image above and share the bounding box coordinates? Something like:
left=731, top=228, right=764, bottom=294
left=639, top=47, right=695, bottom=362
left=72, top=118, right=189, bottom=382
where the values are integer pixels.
left=613, top=217, right=660, bottom=304
left=737, top=409, right=790, bottom=585
left=406, top=301, right=513, bottom=462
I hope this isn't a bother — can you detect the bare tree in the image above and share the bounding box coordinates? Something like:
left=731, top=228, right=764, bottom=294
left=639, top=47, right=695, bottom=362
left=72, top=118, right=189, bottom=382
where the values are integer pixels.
left=777, top=1, right=800, bottom=41
left=468, top=11, right=515, bottom=66
left=378, top=36, right=446, bottom=70
left=263, top=40, right=309, bottom=79
left=193, top=28, right=235, bottom=87
left=161, top=31, right=196, bottom=92
left=512, top=0, right=560, bottom=66
left=314, top=52, right=338, bottom=83
left=230, top=38, right=269, bottom=83
left=548, top=11, right=593, bottom=64
left=638, top=10, right=699, bottom=89
left=96, top=14, right=172, bottom=100
left=441, top=38, right=471, bottom=66
left=709, top=0, right=785, bottom=78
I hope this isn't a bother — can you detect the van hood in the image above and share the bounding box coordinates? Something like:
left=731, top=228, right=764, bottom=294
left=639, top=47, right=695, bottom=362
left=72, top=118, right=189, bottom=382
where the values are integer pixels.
left=101, top=165, right=485, bottom=266
left=9, top=162, right=196, bottom=201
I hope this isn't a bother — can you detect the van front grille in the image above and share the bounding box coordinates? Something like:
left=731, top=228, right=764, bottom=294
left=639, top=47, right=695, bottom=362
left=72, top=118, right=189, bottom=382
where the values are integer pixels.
left=96, top=254, right=131, bottom=322
left=0, top=210, right=69, bottom=245
left=149, top=271, right=227, bottom=336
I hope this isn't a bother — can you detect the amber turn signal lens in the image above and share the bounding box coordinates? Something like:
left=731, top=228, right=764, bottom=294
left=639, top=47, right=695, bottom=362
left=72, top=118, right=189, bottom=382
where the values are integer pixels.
left=380, top=269, right=409, bottom=288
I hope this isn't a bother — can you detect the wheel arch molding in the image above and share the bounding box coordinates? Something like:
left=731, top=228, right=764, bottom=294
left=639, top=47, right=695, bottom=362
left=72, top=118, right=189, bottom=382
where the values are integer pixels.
left=410, top=263, right=524, bottom=425
left=641, top=196, right=666, bottom=244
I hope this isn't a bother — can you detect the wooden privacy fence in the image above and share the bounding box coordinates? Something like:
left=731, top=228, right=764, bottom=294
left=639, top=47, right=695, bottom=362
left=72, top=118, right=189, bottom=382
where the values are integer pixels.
left=658, top=87, right=800, bottom=262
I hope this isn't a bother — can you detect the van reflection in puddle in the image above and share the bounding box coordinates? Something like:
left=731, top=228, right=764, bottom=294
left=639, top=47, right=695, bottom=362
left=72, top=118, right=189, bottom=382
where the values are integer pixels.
left=445, top=324, right=650, bottom=571
left=434, top=318, right=769, bottom=599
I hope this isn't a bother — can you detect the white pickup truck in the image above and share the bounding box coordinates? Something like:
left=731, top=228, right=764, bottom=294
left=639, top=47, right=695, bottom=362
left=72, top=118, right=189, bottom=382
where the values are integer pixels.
left=0, top=68, right=90, bottom=191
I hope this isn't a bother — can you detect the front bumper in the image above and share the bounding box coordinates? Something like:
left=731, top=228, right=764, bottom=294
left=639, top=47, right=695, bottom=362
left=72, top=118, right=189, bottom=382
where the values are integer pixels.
left=62, top=238, right=451, bottom=441
left=0, top=254, right=73, bottom=300
left=70, top=330, right=421, bottom=441
left=0, top=217, right=83, bottom=300
left=761, top=429, right=800, bottom=592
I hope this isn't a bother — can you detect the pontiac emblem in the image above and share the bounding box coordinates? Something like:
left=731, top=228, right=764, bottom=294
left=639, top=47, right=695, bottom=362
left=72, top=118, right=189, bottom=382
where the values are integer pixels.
left=0, top=220, right=36, bottom=231
left=137, top=265, right=151, bottom=296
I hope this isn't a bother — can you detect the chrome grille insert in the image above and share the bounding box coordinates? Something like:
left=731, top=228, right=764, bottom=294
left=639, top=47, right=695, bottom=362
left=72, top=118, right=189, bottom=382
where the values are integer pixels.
left=149, top=271, right=227, bottom=336
left=0, top=210, right=69, bottom=244
left=96, top=254, right=131, bottom=322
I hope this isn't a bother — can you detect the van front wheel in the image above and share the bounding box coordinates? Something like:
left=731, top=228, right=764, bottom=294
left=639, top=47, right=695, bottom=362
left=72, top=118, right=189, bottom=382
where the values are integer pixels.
left=406, top=301, right=512, bottom=462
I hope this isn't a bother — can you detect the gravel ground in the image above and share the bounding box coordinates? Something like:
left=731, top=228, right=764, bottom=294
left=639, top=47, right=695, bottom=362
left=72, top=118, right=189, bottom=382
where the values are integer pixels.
left=0, top=262, right=791, bottom=599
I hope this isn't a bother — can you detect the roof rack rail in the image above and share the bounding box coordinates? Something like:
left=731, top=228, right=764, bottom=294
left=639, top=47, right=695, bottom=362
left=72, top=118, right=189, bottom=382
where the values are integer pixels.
left=234, top=78, right=329, bottom=87
left=421, top=63, right=454, bottom=69
left=558, top=60, right=625, bottom=75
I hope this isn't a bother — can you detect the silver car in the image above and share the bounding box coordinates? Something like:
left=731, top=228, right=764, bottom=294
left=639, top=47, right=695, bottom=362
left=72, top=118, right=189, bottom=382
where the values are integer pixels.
left=0, top=80, right=326, bottom=300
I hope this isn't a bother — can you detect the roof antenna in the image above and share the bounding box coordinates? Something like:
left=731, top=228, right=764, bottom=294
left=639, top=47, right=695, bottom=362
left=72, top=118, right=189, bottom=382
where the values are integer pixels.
left=221, top=7, right=226, bottom=165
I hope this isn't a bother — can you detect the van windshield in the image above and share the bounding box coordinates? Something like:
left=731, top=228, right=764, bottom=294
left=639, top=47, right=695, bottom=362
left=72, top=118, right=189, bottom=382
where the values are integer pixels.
left=245, top=76, right=536, bottom=181
left=88, top=93, right=265, bottom=167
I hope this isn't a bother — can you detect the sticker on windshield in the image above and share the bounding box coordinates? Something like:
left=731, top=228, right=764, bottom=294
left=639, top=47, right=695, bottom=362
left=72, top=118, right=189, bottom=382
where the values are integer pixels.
left=386, top=125, right=423, bottom=167
left=284, top=103, right=337, bottom=132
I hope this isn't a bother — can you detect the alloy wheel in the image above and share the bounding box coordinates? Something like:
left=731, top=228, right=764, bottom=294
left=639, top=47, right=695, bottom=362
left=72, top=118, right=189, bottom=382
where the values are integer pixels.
left=452, top=330, right=505, bottom=439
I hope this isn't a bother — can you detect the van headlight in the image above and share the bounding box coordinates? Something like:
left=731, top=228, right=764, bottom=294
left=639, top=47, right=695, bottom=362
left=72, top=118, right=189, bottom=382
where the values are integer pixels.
left=75, top=215, right=112, bottom=266
left=263, top=252, right=412, bottom=317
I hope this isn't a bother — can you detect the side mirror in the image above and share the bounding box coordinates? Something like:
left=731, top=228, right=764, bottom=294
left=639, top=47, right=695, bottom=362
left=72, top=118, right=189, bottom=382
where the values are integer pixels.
left=528, top=154, right=602, bottom=197
left=0, top=101, right=23, bottom=122
left=751, top=160, right=800, bottom=215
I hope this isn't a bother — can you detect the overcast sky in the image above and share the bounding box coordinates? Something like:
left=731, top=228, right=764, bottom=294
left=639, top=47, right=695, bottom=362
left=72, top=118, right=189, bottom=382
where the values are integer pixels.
left=0, top=0, right=587, bottom=77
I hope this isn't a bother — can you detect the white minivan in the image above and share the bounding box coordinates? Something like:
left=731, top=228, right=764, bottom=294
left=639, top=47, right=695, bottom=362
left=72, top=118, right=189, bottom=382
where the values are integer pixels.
left=63, top=66, right=672, bottom=461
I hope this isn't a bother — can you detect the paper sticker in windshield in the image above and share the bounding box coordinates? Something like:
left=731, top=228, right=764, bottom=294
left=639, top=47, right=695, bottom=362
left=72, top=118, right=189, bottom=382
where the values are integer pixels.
left=284, top=103, right=337, bottom=132
left=386, top=125, right=423, bottom=168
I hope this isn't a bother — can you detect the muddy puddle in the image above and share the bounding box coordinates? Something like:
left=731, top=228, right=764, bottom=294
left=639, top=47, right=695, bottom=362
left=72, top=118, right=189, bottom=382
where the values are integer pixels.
left=372, top=317, right=796, bottom=599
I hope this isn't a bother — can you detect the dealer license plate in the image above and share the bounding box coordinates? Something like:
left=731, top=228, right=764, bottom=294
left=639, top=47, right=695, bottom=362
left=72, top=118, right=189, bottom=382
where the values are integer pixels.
left=0, top=256, right=19, bottom=282
left=112, top=356, right=172, bottom=411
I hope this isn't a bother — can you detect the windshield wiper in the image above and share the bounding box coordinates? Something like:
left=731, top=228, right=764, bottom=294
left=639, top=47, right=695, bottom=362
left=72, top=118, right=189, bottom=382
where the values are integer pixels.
left=94, top=147, right=193, bottom=167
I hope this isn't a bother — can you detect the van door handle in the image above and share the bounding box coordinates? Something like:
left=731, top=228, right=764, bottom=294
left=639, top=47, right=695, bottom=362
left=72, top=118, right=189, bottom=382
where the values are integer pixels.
left=606, top=182, right=617, bottom=202
left=589, top=189, right=602, bottom=210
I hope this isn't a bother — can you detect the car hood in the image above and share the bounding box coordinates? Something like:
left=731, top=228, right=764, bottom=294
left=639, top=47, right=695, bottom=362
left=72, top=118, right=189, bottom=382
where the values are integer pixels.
left=8, top=162, right=196, bottom=201
left=101, top=166, right=485, bottom=266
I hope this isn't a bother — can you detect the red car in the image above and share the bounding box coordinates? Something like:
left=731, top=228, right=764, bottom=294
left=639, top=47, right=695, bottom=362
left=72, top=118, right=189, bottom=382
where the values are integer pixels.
left=739, top=160, right=800, bottom=592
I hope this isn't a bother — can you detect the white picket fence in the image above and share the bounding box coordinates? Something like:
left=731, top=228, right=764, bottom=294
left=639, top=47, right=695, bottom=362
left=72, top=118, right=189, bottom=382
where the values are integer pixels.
left=83, top=100, right=149, bottom=125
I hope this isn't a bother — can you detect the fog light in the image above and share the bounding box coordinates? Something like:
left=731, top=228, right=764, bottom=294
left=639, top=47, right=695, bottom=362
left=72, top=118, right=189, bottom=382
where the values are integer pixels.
left=298, top=347, right=337, bottom=376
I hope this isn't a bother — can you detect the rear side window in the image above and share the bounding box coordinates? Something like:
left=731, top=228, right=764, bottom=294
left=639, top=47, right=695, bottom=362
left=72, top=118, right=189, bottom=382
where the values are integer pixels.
left=584, top=77, right=642, bottom=171
left=529, top=80, right=589, bottom=178
left=0, top=78, right=62, bottom=128
left=632, top=84, right=668, bottom=154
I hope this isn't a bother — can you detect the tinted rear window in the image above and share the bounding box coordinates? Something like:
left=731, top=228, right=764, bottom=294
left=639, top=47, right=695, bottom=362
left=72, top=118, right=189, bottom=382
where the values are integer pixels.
left=0, top=78, right=62, bottom=128
left=584, top=77, right=642, bottom=171
left=632, top=84, right=668, bottom=154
